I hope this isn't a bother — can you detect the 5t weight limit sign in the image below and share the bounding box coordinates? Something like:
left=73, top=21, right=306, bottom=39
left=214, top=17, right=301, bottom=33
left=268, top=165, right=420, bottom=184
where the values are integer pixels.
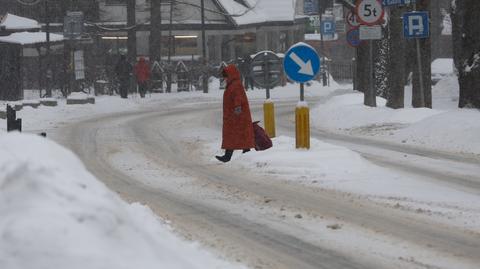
left=356, top=0, right=385, bottom=26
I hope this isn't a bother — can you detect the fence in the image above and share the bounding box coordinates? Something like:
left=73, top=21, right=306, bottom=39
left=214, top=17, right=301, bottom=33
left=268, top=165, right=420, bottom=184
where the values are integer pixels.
left=327, top=61, right=354, bottom=84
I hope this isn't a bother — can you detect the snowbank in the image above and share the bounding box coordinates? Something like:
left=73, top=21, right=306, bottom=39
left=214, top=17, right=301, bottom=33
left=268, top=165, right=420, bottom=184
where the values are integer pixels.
left=0, top=133, right=242, bottom=269
left=311, top=76, right=480, bottom=155
left=311, top=93, right=442, bottom=131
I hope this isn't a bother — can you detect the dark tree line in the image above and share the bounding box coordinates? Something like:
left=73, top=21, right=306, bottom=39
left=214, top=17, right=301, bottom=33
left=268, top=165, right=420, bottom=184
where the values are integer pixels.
left=381, top=0, right=480, bottom=109
left=349, top=0, right=480, bottom=110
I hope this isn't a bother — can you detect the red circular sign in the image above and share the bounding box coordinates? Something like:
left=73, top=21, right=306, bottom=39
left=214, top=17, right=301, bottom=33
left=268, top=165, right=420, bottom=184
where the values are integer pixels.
left=346, top=11, right=360, bottom=28
left=355, top=0, right=385, bottom=26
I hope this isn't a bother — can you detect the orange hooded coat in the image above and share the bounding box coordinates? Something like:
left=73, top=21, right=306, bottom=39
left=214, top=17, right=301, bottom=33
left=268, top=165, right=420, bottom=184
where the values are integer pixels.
left=221, top=64, right=255, bottom=150
left=134, top=57, right=151, bottom=83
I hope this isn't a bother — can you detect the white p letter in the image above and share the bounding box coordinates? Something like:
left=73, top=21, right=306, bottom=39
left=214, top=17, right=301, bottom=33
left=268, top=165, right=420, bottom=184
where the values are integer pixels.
left=408, top=15, right=424, bottom=36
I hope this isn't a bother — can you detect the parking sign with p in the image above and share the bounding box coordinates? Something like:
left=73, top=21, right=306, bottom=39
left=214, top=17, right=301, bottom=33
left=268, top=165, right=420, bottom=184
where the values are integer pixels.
left=403, top=12, right=429, bottom=38
left=321, top=20, right=336, bottom=35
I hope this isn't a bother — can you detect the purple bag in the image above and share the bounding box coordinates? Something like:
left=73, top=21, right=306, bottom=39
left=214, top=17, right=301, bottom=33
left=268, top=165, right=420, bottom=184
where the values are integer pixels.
left=253, top=121, right=272, bottom=151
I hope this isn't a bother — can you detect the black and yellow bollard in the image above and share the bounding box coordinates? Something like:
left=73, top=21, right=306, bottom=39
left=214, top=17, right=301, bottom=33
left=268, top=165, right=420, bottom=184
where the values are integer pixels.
left=295, top=104, right=310, bottom=149
left=263, top=101, right=276, bottom=138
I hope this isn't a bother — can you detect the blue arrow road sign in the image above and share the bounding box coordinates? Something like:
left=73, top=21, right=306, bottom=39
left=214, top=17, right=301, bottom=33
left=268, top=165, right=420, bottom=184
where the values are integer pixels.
left=284, top=43, right=320, bottom=83
left=403, top=12, right=429, bottom=39
left=321, top=20, right=336, bottom=35
left=382, top=0, right=416, bottom=6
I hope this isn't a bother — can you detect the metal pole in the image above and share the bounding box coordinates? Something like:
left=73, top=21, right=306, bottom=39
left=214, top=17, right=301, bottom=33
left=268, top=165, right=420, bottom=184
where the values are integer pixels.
left=45, top=0, right=51, bottom=97
left=352, top=55, right=356, bottom=91
left=168, top=1, right=173, bottom=63
left=318, top=0, right=326, bottom=86
left=300, top=82, right=304, bottom=102
left=414, top=3, right=425, bottom=107
left=166, top=0, right=173, bottom=93
left=201, top=0, right=209, bottom=93
left=416, top=39, right=425, bottom=106
left=264, top=56, right=270, bottom=99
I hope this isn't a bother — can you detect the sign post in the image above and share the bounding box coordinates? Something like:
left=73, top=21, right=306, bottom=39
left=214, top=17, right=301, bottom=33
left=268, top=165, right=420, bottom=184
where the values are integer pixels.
left=403, top=10, right=429, bottom=107
left=284, top=43, right=320, bottom=149
left=356, top=0, right=384, bottom=107
left=251, top=51, right=282, bottom=138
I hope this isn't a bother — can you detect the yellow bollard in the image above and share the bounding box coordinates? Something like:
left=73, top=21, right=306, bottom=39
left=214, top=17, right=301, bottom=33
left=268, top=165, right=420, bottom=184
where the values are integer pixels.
left=295, top=105, right=310, bottom=149
left=263, top=101, right=276, bottom=138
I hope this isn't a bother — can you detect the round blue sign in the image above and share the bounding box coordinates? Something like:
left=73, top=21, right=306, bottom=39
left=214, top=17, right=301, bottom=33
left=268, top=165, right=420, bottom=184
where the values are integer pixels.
left=283, top=43, right=320, bottom=83
left=347, top=27, right=362, bottom=47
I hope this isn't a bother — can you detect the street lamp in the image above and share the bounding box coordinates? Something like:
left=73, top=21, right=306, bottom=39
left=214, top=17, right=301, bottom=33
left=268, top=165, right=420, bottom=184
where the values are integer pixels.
left=200, top=0, right=208, bottom=93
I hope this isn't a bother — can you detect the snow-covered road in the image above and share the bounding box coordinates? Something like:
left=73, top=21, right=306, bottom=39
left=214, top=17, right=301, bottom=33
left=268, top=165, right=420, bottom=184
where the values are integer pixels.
left=277, top=104, right=480, bottom=194
left=52, top=98, right=480, bottom=269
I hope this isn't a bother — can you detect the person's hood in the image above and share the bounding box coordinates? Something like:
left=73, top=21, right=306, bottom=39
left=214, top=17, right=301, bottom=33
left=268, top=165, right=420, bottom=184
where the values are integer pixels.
left=139, top=57, right=146, bottom=63
left=223, top=64, right=241, bottom=84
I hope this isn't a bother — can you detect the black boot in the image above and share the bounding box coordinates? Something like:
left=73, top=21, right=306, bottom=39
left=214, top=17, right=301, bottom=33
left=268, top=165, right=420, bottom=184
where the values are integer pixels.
left=216, top=150, right=233, bottom=163
left=242, top=149, right=250, bottom=154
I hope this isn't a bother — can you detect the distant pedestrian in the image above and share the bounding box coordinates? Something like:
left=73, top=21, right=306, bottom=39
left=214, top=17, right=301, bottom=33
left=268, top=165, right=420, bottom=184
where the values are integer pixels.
left=216, top=64, right=255, bottom=163
left=241, top=54, right=254, bottom=90
left=134, top=57, right=151, bottom=98
left=115, top=55, right=132, bottom=99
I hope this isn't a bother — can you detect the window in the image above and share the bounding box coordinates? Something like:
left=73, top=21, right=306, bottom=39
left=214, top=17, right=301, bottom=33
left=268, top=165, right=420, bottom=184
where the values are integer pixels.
left=174, top=35, right=198, bottom=56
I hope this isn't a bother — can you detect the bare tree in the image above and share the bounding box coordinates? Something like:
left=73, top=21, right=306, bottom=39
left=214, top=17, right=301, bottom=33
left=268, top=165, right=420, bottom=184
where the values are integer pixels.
left=355, top=44, right=369, bottom=95
left=452, top=0, right=480, bottom=108
left=374, top=36, right=388, bottom=99
left=150, top=0, right=162, bottom=62
left=127, top=0, right=137, bottom=63
left=386, top=6, right=407, bottom=109
left=362, top=41, right=376, bottom=107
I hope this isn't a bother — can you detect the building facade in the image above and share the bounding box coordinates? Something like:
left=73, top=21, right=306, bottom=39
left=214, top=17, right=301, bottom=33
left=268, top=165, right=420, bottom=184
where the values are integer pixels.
left=96, top=0, right=307, bottom=63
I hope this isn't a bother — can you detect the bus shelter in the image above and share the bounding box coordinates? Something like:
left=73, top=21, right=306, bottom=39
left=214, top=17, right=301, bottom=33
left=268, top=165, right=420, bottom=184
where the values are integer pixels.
left=0, top=31, right=64, bottom=101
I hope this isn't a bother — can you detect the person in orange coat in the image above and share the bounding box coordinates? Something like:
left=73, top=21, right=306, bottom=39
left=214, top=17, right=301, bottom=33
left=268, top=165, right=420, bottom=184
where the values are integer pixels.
left=216, top=64, right=255, bottom=163
left=134, top=57, right=151, bottom=98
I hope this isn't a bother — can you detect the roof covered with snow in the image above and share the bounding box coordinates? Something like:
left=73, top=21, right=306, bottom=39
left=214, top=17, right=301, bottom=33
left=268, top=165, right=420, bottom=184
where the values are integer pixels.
left=217, top=0, right=302, bottom=26
left=0, top=13, right=40, bottom=30
left=0, top=32, right=64, bottom=45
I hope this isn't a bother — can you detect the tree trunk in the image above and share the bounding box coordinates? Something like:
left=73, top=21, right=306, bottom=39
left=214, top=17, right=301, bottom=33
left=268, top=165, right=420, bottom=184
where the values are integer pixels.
left=127, top=0, right=137, bottom=63
left=411, top=0, right=432, bottom=108
left=356, top=43, right=369, bottom=94
left=150, top=0, right=162, bottom=62
left=363, top=41, right=376, bottom=107
left=452, top=0, right=480, bottom=108
left=386, top=6, right=406, bottom=109
left=375, top=36, right=388, bottom=99
left=451, top=0, right=464, bottom=73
